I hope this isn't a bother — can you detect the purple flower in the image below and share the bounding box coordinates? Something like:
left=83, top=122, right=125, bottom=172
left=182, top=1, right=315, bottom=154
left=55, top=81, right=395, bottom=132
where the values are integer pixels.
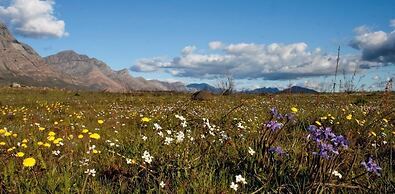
left=270, top=107, right=284, bottom=119
left=323, top=127, right=336, bottom=139
left=314, top=142, right=339, bottom=159
left=307, top=125, right=348, bottom=159
left=361, top=157, right=382, bottom=176
left=265, top=121, right=283, bottom=132
left=331, top=135, right=348, bottom=149
left=268, top=146, right=286, bottom=156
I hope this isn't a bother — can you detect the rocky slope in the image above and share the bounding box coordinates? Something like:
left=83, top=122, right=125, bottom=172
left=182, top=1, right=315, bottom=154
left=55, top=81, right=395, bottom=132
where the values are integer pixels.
left=44, top=50, right=186, bottom=92
left=0, top=21, right=185, bottom=92
left=0, top=22, right=82, bottom=88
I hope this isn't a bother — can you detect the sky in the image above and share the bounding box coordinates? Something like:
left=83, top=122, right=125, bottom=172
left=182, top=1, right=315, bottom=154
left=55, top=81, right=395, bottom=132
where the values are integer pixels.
left=0, top=0, right=394, bottom=91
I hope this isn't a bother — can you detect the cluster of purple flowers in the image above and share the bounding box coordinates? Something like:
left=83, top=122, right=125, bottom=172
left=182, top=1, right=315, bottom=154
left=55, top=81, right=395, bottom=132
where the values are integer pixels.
left=307, top=125, right=348, bottom=159
left=361, top=157, right=382, bottom=176
left=269, top=107, right=294, bottom=122
left=264, top=121, right=283, bottom=132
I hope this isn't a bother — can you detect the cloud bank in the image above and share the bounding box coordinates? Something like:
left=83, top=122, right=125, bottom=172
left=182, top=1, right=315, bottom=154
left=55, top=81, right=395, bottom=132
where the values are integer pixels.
left=132, top=19, right=395, bottom=81
left=0, top=0, right=68, bottom=38
left=132, top=42, right=363, bottom=80
left=350, top=20, right=395, bottom=64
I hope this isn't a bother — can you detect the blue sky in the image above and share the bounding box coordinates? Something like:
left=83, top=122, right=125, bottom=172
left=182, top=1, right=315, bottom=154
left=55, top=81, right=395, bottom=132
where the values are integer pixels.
left=1, top=0, right=394, bottom=91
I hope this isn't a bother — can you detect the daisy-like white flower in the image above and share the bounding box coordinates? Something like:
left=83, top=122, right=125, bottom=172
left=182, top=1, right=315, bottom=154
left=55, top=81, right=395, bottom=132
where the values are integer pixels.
left=160, top=181, right=166, bottom=188
left=142, top=151, right=153, bottom=164
left=154, top=123, right=162, bottom=130
left=230, top=182, right=238, bottom=191
left=84, top=169, right=96, bottom=177
left=176, top=131, right=185, bottom=143
left=248, top=147, right=255, bottom=156
left=142, top=135, right=148, bottom=141
left=164, top=137, right=174, bottom=145
left=235, top=175, right=247, bottom=184
left=126, top=158, right=132, bottom=164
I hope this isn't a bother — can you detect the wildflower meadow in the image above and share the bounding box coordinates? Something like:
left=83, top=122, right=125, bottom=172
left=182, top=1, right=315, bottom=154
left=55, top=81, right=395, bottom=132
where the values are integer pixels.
left=0, top=88, right=394, bottom=193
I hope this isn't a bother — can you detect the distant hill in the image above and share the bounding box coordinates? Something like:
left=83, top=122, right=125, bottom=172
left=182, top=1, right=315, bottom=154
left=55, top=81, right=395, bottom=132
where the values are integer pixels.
left=243, top=87, right=280, bottom=94
left=44, top=50, right=186, bottom=92
left=186, top=83, right=221, bottom=93
left=280, top=86, right=318, bottom=94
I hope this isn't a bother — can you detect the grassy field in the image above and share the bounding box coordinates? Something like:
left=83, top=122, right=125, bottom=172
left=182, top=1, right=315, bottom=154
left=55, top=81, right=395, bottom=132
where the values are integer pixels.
left=0, top=88, right=394, bottom=193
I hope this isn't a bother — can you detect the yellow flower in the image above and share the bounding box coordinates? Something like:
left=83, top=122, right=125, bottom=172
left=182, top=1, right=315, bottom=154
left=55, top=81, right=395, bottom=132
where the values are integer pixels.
left=38, top=127, right=45, bottom=131
left=54, top=121, right=58, bottom=125
left=16, top=152, right=25, bottom=157
left=346, top=114, right=352, bottom=120
left=82, top=129, right=89, bottom=133
left=97, top=120, right=104, bottom=124
left=78, top=134, right=84, bottom=139
left=92, top=149, right=99, bottom=154
left=43, top=143, right=51, bottom=148
left=0, top=142, right=5, bottom=146
left=53, top=138, right=63, bottom=144
left=22, top=139, right=28, bottom=143
left=369, top=131, right=377, bottom=137
left=89, top=133, right=100, bottom=140
left=0, top=129, right=6, bottom=134
left=315, top=121, right=322, bottom=126
left=141, top=117, right=151, bottom=122
left=4, top=132, right=12, bottom=136
left=47, top=136, right=55, bottom=141
left=12, top=134, right=17, bottom=138
left=291, top=107, right=298, bottom=113
left=37, top=141, right=44, bottom=146
left=383, top=118, right=388, bottom=123
left=23, top=157, right=36, bottom=167
left=48, top=131, right=56, bottom=136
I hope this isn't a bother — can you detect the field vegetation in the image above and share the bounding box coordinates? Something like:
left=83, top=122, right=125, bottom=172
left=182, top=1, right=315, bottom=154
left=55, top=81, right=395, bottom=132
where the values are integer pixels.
left=0, top=88, right=394, bottom=193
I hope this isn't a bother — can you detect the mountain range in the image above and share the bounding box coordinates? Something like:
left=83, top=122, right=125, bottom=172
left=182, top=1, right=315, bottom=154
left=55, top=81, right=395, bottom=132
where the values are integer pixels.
left=186, top=83, right=317, bottom=94
left=1, top=21, right=318, bottom=94
left=0, top=22, right=185, bottom=92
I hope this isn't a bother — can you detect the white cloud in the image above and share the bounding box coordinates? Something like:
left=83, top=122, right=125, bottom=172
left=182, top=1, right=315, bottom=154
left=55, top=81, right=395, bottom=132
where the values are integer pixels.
left=208, top=41, right=223, bottom=50
left=0, top=0, right=68, bottom=38
left=350, top=20, right=395, bottom=63
left=131, top=42, right=366, bottom=80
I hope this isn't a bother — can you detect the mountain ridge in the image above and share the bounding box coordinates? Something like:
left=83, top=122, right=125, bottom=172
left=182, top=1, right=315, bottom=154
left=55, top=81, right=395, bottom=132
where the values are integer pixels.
left=0, top=21, right=185, bottom=92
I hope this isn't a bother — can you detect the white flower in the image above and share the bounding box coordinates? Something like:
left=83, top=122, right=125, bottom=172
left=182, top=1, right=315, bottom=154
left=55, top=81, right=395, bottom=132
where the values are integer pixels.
left=176, top=131, right=185, bottom=143
left=235, top=175, right=247, bottom=184
left=158, top=131, right=164, bottom=137
left=142, top=135, right=148, bottom=141
left=142, top=151, right=153, bottom=164
left=160, top=181, right=165, bottom=188
left=164, top=137, right=174, bottom=145
left=52, top=150, right=61, bottom=156
left=154, top=123, right=162, bottom=130
left=248, top=147, right=255, bottom=156
left=84, top=169, right=96, bottom=177
left=166, top=130, right=172, bottom=135
left=175, top=114, right=186, bottom=121
left=181, top=121, right=187, bottom=128
left=126, top=158, right=132, bottom=164
left=331, top=170, right=342, bottom=179
left=230, top=182, right=238, bottom=191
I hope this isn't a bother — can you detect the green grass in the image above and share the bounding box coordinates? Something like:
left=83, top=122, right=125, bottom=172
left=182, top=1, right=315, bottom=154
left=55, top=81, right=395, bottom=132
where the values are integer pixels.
left=0, top=88, right=394, bottom=193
